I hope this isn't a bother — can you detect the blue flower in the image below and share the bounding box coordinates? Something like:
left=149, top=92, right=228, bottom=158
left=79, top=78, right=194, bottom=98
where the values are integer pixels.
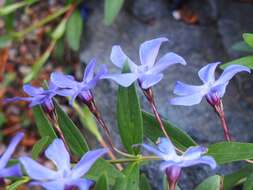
left=170, top=62, right=251, bottom=106
left=0, top=132, right=24, bottom=178
left=20, top=139, right=108, bottom=190
left=142, top=138, right=216, bottom=172
left=101, top=37, right=186, bottom=89
left=4, top=82, right=58, bottom=113
left=50, top=59, right=107, bottom=105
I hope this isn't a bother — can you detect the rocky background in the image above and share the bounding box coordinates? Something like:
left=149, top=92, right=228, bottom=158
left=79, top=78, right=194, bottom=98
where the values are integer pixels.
left=79, top=0, right=253, bottom=189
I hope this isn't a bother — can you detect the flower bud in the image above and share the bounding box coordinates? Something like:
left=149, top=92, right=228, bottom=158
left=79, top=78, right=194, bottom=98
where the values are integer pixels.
left=165, top=166, right=182, bottom=190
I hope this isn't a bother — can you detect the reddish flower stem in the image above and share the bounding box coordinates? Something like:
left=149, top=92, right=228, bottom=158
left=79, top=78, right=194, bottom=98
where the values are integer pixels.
left=213, top=101, right=232, bottom=142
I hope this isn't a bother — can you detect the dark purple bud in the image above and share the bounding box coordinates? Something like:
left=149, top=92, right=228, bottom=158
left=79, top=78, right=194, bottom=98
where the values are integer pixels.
left=64, top=185, right=79, bottom=190
left=41, top=100, right=56, bottom=122
left=78, top=90, right=93, bottom=104
left=165, top=166, right=181, bottom=190
left=206, top=92, right=220, bottom=106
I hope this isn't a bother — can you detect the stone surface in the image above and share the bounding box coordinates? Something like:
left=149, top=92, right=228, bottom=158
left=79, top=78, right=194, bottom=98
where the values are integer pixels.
left=80, top=0, right=253, bottom=189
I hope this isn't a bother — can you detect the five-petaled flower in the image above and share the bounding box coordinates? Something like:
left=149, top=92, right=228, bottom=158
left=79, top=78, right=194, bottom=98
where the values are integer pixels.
left=19, top=138, right=107, bottom=190
left=4, top=83, right=58, bottom=114
left=51, top=59, right=107, bottom=105
left=170, top=62, right=251, bottom=106
left=101, top=37, right=186, bottom=89
left=0, top=132, right=24, bottom=179
left=142, top=137, right=216, bottom=190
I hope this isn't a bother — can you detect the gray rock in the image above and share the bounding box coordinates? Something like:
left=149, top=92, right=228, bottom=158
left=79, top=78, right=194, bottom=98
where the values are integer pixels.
left=80, top=1, right=253, bottom=189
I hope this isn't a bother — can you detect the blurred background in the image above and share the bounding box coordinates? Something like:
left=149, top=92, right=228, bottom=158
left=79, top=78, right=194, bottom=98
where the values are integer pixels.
left=0, top=0, right=253, bottom=189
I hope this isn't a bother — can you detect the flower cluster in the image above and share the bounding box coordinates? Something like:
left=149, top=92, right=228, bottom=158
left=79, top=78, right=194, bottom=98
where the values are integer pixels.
left=3, top=37, right=251, bottom=190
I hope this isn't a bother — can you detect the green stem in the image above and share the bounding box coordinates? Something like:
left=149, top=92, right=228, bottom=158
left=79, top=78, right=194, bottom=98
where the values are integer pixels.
left=108, top=156, right=160, bottom=164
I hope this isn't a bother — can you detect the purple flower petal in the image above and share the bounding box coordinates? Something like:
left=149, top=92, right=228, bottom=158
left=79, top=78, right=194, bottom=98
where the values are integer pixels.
left=210, top=82, right=229, bottom=98
left=110, top=45, right=137, bottom=71
left=181, top=155, right=217, bottom=169
left=139, top=37, right=168, bottom=68
left=19, top=156, right=58, bottom=181
left=45, top=139, right=70, bottom=172
left=150, top=52, right=186, bottom=74
left=173, top=81, right=204, bottom=96
left=3, top=97, right=32, bottom=104
left=83, top=59, right=96, bottom=83
left=182, top=146, right=207, bottom=160
left=0, top=164, right=22, bottom=178
left=170, top=93, right=203, bottom=106
left=141, top=144, right=166, bottom=159
left=72, top=148, right=107, bottom=179
left=101, top=73, right=139, bottom=87
left=23, top=84, right=44, bottom=96
left=139, top=74, right=163, bottom=89
left=30, top=180, right=65, bottom=190
left=159, top=161, right=177, bottom=171
left=0, top=132, right=24, bottom=168
left=50, top=72, right=77, bottom=88
left=198, top=62, right=220, bottom=83
left=67, top=179, right=94, bottom=190
left=216, top=65, right=251, bottom=85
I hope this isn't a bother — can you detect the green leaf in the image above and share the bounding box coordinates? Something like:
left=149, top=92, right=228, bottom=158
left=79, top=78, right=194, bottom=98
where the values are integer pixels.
left=244, top=173, right=253, bottom=190
left=117, top=65, right=143, bottom=154
left=55, top=103, right=89, bottom=156
left=104, top=0, right=124, bottom=25
left=66, top=10, right=83, bottom=51
left=0, top=112, right=6, bottom=127
left=243, top=33, right=253, bottom=48
left=31, top=136, right=50, bottom=159
left=0, top=35, right=12, bottom=48
left=113, top=162, right=140, bottom=190
left=32, top=106, right=57, bottom=140
left=231, top=41, right=253, bottom=53
left=95, top=173, right=109, bottom=190
left=51, top=19, right=67, bottom=41
left=195, top=175, right=221, bottom=190
left=0, top=2, right=26, bottom=16
left=208, top=142, right=253, bottom=164
left=220, top=56, right=253, bottom=70
left=140, top=173, right=152, bottom=190
left=143, top=111, right=197, bottom=150
left=224, top=165, right=253, bottom=190
left=6, top=177, right=29, bottom=190
left=87, top=159, right=124, bottom=185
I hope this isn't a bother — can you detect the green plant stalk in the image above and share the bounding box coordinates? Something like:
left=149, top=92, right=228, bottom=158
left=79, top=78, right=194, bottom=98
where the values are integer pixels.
left=108, top=156, right=160, bottom=164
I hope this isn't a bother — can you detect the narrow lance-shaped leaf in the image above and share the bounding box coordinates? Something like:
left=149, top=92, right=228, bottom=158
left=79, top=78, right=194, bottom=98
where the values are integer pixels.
left=95, top=173, right=109, bottom=190
left=6, top=177, right=30, bottom=190
left=243, top=173, right=253, bottom=190
left=243, top=33, right=253, bottom=48
left=139, top=173, right=152, bottom=190
left=32, top=106, right=57, bottom=141
left=195, top=175, right=221, bottom=190
left=55, top=102, right=89, bottom=156
left=220, top=56, right=253, bottom=70
left=31, top=136, right=50, bottom=159
left=208, top=142, right=253, bottom=164
left=104, top=0, right=124, bottom=25
left=143, top=111, right=197, bottom=150
left=117, top=64, right=143, bottom=154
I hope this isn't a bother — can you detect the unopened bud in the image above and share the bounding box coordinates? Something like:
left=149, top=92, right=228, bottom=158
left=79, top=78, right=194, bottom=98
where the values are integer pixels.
left=165, top=166, right=181, bottom=190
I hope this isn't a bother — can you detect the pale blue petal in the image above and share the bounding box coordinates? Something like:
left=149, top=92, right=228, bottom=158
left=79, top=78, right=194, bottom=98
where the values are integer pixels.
left=45, top=139, right=70, bottom=172
left=68, top=179, right=94, bottom=190
left=0, top=132, right=24, bottom=168
left=110, top=45, right=137, bottom=71
left=83, top=59, right=96, bottom=83
left=4, top=97, right=33, bottom=104
left=141, top=144, right=166, bottom=159
left=0, top=164, right=22, bottom=178
left=216, top=65, right=251, bottom=85
left=30, top=180, right=65, bottom=190
left=139, top=37, right=168, bottom=68
left=50, top=72, right=77, bottom=88
left=150, top=52, right=186, bottom=74
left=19, top=156, right=57, bottom=181
left=170, top=93, right=204, bottom=106
left=173, top=81, right=204, bottom=96
left=23, top=84, right=44, bottom=96
left=180, top=156, right=217, bottom=169
left=209, top=82, right=229, bottom=98
left=198, top=62, right=220, bottom=83
left=71, top=149, right=107, bottom=179
left=157, top=138, right=177, bottom=157
left=139, top=74, right=163, bottom=89
left=182, top=146, right=207, bottom=160
left=101, top=73, right=139, bottom=87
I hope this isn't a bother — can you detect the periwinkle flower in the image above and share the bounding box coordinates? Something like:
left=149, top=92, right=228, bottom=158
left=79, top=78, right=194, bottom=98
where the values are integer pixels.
left=142, top=137, right=216, bottom=190
left=4, top=82, right=58, bottom=114
left=20, top=138, right=108, bottom=190
left=50, top=59, right=107, bottom=105
left=101, top=37, right=186, bottom=89
left=170, top=62, right=251, bottom=106
left=0, top=132, right=24, bottom=179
